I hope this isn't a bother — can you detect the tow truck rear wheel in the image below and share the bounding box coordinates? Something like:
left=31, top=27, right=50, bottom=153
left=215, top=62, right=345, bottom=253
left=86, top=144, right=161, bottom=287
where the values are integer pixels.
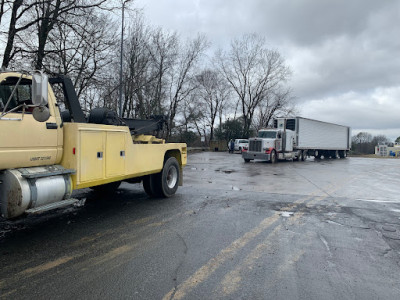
left=143, top=175, right=154, bottom=196
left=150, top=157, right=180, bottom=198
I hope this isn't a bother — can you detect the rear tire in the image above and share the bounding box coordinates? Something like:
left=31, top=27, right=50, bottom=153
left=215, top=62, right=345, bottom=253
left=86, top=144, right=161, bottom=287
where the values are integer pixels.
left=333, top=150, right=339, bottom=159
left=151, top=157, right=180, bottom=198
left=244, top=159, right=251, bottom=163
left=302, top=150, right=307, bottom=161
left=143, top=175, right=154, bottom=196
left=314, top=150, right=321, bottom=159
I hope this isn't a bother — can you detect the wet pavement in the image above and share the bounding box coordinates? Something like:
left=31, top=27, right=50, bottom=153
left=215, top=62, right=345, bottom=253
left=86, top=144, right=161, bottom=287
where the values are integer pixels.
left=1, top=152, right=400, bottom=299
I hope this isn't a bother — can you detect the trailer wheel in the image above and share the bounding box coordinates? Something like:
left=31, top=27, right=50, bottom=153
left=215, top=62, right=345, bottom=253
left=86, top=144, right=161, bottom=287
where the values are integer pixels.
left=333, top=150, right=339, bottom=159
left=339, top=150, right=345, bottom=158
left=299, top=151, right=304, bottom=161
left=302, top=150, right=307, bottom=161
left=270, top=150, right=277, bottom=163
left=314, top=150, right=321, bottom=159
left=244, top=159, right=251, bottom=163
left=151, top=157, right=180, bottom=198
left=91, top=181, right=121, bottom=193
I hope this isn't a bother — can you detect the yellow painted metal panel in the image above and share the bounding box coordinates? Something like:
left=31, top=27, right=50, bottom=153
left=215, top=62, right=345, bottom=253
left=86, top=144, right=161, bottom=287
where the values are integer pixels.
left=106, top=132, right=126, bottom=177
left=79, top=130, right=105, bottom=182
left=0, top=113, right=58, bottom=169
left=60, top=122, right=187, bottom=190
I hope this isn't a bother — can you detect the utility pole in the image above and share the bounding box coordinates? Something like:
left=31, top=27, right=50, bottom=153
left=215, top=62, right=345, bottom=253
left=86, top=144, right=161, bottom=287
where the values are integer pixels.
left=119, top=0, right=131, bottom=117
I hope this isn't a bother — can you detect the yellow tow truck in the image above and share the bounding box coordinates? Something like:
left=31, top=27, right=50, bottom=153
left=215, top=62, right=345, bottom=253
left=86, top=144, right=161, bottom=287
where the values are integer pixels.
left=0, top=71, right=187, bottom=219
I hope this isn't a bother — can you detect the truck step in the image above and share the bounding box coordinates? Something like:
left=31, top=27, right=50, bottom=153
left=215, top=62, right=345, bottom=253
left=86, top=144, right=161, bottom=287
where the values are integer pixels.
left=26, top=198, right=79, bottom=215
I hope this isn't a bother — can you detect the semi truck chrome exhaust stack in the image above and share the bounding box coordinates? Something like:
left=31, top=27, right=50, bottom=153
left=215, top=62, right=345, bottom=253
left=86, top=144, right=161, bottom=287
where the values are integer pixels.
left=0, top=166, right=74, bottom=219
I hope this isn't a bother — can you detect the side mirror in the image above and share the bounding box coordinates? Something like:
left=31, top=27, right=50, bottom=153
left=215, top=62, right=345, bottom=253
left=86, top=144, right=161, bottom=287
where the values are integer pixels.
left=32, top=71, right=48, bottom=106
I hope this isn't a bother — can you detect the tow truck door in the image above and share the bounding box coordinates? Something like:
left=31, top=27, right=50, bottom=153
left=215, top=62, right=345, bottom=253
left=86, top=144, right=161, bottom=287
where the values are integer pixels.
left=0, top=75, right=61, bottom=169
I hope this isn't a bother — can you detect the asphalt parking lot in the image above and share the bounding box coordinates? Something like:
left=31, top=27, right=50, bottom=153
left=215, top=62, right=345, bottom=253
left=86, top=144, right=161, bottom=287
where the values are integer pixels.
left=1, top=152, right=400, bottom=299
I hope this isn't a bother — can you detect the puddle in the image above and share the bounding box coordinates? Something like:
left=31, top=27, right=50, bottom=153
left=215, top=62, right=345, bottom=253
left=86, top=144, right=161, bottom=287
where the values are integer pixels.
left=215, top=169, right=235, bottom=174
left=382, top=226, right=396, bottom=232
left=355, top=199, right=400, bottom=203
left=280, top=212, right=294, bottom=217
left=326, top=220, right=344, bottom=226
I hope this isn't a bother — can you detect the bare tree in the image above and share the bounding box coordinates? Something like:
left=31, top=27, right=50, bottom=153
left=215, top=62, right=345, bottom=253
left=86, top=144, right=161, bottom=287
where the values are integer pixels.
left=166, top=34, right=208, bottom=137
left=1, top=0, right=23, bottom=68
left=122, top=20, right=178, bottom=118
left=254, top=87, right=296, bottom=130
left=195, top=69, right=230, bottom=141
left=0, top=0, right=6, bottom=25
left=42, top=9, right=116, bottom=109
left=1, top=0, right=108, bottom=69
left=216, top=33, right=291, bottom=135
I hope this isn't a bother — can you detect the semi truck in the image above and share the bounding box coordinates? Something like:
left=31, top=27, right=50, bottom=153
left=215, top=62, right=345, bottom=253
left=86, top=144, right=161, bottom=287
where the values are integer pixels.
left=0, top=71, right=187, bottom=219
left=242, top=117, right=351, bottom=163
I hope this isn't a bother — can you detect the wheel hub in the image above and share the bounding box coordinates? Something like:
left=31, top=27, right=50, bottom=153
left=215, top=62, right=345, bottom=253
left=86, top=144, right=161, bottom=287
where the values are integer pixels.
left=166, top=166, right=178, bottom=188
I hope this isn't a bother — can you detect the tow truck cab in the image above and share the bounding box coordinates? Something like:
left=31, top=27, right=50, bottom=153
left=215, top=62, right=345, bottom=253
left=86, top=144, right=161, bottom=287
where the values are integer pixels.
left=0, top=71, right=187, bottom=219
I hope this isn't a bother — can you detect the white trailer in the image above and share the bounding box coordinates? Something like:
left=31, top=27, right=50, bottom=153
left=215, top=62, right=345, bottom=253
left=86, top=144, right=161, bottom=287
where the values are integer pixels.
left=242, top=117, right=351, bottom=163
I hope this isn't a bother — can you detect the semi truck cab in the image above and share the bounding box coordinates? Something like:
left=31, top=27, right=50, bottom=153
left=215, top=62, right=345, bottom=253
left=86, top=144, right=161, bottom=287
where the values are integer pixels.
left=243, top=128, right=297, bottom=163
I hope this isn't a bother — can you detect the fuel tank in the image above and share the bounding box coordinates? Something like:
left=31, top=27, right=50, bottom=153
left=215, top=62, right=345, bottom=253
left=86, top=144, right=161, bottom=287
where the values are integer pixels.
left=0, top=165, right=73, bottom=219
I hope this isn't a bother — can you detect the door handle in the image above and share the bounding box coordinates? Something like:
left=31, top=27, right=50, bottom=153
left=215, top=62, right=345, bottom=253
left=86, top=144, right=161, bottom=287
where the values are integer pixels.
left=46, top=122, right=58, bottom=129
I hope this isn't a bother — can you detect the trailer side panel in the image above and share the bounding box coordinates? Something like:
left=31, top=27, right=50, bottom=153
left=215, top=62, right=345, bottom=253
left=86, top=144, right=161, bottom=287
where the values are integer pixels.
left=296, top=117, right=350, bottom=150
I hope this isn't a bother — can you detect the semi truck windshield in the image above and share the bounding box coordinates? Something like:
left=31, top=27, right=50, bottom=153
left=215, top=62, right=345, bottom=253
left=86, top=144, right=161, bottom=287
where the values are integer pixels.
left=258, top=131, right=277, bottom=138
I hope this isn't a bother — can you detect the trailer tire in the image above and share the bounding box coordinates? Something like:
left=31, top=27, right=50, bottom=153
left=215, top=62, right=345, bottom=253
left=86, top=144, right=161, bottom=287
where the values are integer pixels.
left=91, top=181, right=121, bottom=193
left=244, top=159, right=251, bottom=163
left=339, top=150, right=345, bottom=158
left=143, top=175, right=154, bottom=196
left=314, top=150, right=321, bottom=159
left=270, top=150, right=277, bottom=164
left=302, top=150, right=307, bottom=161
left=151, top=157, right=180, bottom=198
left=333, top=150, right=339, bottom=159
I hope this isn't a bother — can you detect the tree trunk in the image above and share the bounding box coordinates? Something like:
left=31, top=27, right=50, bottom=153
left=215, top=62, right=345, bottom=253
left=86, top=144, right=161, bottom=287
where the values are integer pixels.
left=2, top=0, right=23, bottom=68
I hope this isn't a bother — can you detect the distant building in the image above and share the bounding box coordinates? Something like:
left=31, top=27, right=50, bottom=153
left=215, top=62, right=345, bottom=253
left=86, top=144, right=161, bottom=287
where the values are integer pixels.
left=375, top=143, right=400, bottom=157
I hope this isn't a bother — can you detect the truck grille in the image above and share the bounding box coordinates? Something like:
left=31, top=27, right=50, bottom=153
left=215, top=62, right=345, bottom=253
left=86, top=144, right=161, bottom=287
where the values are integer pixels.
left=249, top=140, right=262, bottom=152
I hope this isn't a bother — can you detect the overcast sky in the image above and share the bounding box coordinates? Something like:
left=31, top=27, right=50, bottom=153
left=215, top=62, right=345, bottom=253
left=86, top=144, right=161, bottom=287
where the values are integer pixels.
left=134, top=0, right=400, bottom=141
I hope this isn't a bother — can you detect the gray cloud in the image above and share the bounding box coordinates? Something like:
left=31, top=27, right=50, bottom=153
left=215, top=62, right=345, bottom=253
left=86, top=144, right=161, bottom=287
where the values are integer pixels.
left=135, top=0, right=400, bottom=140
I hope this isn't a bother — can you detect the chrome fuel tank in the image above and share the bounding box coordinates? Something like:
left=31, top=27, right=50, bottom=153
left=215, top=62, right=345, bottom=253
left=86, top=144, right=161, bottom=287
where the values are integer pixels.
left=0, top=165, right=73, bottom=219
